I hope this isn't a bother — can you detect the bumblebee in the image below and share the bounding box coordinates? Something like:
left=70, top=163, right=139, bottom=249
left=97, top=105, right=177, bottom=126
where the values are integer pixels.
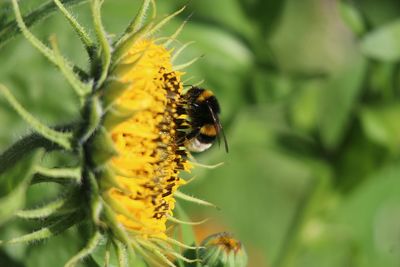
left=182, top=87, right=228, bottom=153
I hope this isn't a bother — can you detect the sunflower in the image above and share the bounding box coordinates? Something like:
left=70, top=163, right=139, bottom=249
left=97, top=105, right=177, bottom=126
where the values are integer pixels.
left=0, top=0, right=215, bottom=266
left=107, top=39, right=190, bottom=237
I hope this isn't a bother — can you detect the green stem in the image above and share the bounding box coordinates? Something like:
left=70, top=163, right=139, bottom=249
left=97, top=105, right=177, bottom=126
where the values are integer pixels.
left=0, top=0, right=88, bottom=49
left=274, top=177, right=319, bottom=267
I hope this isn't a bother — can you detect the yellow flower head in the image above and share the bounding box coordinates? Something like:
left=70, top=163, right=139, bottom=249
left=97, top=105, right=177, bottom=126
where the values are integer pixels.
left=1, top=1, right=229, bottom=266
left=108, top=40, right=192, bottom=239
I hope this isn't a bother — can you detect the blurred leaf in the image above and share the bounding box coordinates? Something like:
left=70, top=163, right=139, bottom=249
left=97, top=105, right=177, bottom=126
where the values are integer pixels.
left=361, top=19, right=400, bottom=61
left=23, top=227, right=93, bottom=267
left=239, top=0, right=286, bottom=38
left=0, top=2, right=12, bottom=29
left=177, top=22, right=252, bottom=118
left=186, top=107, right=324, bottom=266
left=178, top=23, right=253, bottom=72
left=0, top=222, right=28, bottom=265
left=290, top=80, right=323, bottom=133
left=0, top=148, right=43, bottom=226
left=359, top=104, right=400, bottom=152
left=334, top=127, right=386, bottom=192
left=292, top=215, right=359, bottom=267
left=340, top=1, right=366, bottom=36
left=188, top=0, right=257, bottom=42
left=338, top=164, right=400, bottom=267
left=252, top=71, right=292, bottom=104
left=270, top=0, right=356, bottom=73
left=0, top=250, right=24, bottom=267
left=353, top=0, right=400, bottom=28
left=292, top=162, right=400, bottom=266
left=368, top=62, right=396, bottom=97
left=318, top=54, right=367, bottom=150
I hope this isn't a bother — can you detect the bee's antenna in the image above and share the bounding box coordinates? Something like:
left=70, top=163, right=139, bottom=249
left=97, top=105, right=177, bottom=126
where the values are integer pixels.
left=207, top=105, right=229, bottom=153
left=220, top=125, right=229, bottom=153
left=183, top=81, right=204, bottom=89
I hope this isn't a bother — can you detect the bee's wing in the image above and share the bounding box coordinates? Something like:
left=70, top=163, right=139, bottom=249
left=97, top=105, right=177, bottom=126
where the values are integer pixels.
left=207, top=105, right=229, bottom=153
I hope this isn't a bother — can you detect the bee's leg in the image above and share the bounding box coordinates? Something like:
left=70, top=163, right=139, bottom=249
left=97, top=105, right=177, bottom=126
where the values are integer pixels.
left=176, top=128, right=199, bottom=145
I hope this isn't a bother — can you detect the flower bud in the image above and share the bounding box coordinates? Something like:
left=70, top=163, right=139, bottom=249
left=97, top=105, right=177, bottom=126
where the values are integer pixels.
left=199, top=232, right=248, bottom=267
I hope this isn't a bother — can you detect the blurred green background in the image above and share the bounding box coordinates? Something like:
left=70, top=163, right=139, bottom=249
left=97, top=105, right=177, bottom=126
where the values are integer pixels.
left=2, top=0, right=400, bottom=266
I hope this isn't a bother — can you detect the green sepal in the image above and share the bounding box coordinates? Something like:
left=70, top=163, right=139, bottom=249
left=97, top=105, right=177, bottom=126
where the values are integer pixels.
left=91, top=235, right=121, bottom=267
left=103, top=106, right=137, bottom=131
left=34, top=165, right=82, bottom=183
left=87, top=127, right=118, bottom=167
left=175, top=191, right=218, bottom=209
left=111, top=57, right=143, bottom=78
left=16, top=196, right=67, bottom=219
left=0, top=149, right=44, bottom=226
left=53, top=0, right=96, bottom=58
left=0, top=133, right=58, bottom=175
left=65, top=230, right=103, bottom=267
left=11, top=1, right=91, bottom=100
left=174, top=56, right=202, bottom=71
left=112, top=4, right=185, bottom=64
left=102, top=203, right=132, bottom=250
left=100, top=78, right=131, bottom=110
left=104, top=238, right=112, bottom=267
left=90, top=0, right=111, bottom=88
left=90, top=235, right=147, bottom=267
left=163, top=14, right=191, bottom=47
left=114, top=239, right=129, bottom=267
left=102, top=192, right=144, bottom=227
left=0, top=84, right=73, bottom=150
left=171, top=41, right=195, bottom=62
left=79, top=95, right=103, bottom=144
left=97, top=167, right=124, bottom=192
left=101, top=204, right=140, bottom=266
left=136, top=240, right=177, bottom=267
left=120, top=0, right=152, bottom=39
left=4, top=211, right=83, bottom=245
left=49, top=35, right=92, bottom=100
left=112, top=23, right=153, bottom=66
left=0, top=0, right=88, bottom=49
left=87, top=171, right=103, bottom=227
left=144, top=6, right=186, bottom=38
left=339, top=1, right=366, bottom=36
left=16, top=189, right=80, bottom=219
left=174, top=203, right=198, bottom=250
